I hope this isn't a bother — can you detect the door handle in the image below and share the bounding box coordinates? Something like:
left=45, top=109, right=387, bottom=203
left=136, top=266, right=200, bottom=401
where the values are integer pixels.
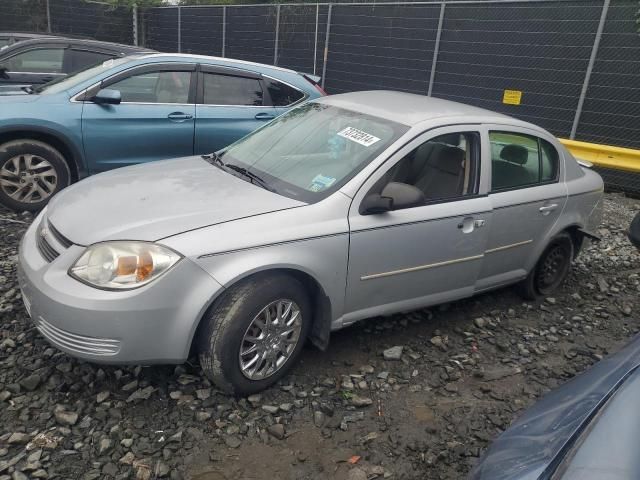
left=167, top=112, right=193, bottom=121
left=254, top=112, right=275, bottom=120
left=457, top=217, right=476, bottom=233
left=539, top=204, right=558, bottom=216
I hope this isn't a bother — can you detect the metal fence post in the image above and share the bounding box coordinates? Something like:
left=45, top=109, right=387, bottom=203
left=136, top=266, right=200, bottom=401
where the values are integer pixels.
left=313, top=3, right=319, bottom=76
left=274, top=4, right=281, bottom=66
left=428, top=2, right=445, bottom=97
left=321, top=4, right=332, bottom=89
left=45, top=0, right=52, bottom=33
left=571, top=0, right=610, bottom=140
left=132, top=4, right=138, bottom=47
left=222, top=6, right=227, bottom=57
left=177, top=6, right=182, bottom=53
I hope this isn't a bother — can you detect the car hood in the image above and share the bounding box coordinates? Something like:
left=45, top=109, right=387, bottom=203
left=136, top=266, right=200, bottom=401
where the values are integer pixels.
left=0, top=91, right=41, bottom=101
left=47, top=156, right=306, bottom=246
left=469, top=333, right=640, bottom=480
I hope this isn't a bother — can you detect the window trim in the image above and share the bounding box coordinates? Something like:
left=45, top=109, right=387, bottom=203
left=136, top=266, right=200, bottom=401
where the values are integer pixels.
left=489, top=130, right=560, bottom=194
left=358, top=129, right=484, bottom=214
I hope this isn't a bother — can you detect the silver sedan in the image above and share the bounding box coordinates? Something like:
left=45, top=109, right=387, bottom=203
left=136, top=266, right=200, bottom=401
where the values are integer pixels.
left=18, top=91, right=604, bottom=395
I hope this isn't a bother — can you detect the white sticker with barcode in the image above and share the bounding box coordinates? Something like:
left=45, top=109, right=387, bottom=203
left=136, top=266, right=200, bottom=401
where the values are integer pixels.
left=337, top=127, right=381, bottom=147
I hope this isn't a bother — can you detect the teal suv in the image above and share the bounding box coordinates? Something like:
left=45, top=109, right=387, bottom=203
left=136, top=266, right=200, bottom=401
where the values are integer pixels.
left=0, top=53, right=325, bottom=211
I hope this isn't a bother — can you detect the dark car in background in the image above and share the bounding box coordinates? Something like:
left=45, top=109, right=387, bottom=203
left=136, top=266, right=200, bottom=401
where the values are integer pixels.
left=0, top=37, right=152, bottom=92
left=0, top=32, right=56, bottom=49
left=470, top=333, right=640, bottom=480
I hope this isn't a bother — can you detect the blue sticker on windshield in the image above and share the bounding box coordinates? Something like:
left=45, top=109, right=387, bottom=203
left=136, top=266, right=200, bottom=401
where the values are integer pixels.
left=309, top=174, right=336, bottom=192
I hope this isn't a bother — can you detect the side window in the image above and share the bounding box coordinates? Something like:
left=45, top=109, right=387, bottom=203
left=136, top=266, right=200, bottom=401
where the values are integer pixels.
left=202, top=73, right=263, bottom=106
left=107, top=70, right=191, bottom=104
left=69, top=49, right=114, bottom=74
left=368, top=132, right=479, bottom=208
left=265, top=78, right=305, bottom=106
left=5, top=48, right=65, bottom=73
left=489, top=132, right=559, bottom=191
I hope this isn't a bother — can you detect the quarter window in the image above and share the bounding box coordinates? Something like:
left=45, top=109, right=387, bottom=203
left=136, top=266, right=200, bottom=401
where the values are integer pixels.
left=490, top=132, right=559, bottom=191
left=368, top=132, right=479, bottom=207
left=265, top=78, right=305, bottom=106
left=5, top=48, right=65, bottom=73
left=202, top=73, right=263, bottom=106
left=107, top=70, right=191, bottom=104
left=70, top=49, right=113, bottom=74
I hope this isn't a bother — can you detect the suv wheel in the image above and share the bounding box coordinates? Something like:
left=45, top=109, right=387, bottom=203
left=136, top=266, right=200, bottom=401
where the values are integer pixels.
left=518, top=232, right=574, bottom=300
left=198, top=274, right=311, bottom=395
left=0, top=139, right=71, bottom=212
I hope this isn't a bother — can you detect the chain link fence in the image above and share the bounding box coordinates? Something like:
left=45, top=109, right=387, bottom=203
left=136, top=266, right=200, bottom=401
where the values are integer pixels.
left=1, top=0, right=639, bottom=152
left=140, top=0, right=640, bottom=151
left=0, top=0, right=132, bottom=44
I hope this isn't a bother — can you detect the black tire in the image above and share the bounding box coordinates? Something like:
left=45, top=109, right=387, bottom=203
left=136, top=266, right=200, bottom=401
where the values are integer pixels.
left=0, top=139, right=71, bottom=212
left=518, top=232, right=574, bottom=300
left=198, top=273, right=311, bottom=396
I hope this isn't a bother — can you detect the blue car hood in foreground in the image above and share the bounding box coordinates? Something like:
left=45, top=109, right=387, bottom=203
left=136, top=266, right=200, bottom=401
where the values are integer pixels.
left=46, top=156, right=305, bottom=245
left=469, top=334, right=640, bottom=480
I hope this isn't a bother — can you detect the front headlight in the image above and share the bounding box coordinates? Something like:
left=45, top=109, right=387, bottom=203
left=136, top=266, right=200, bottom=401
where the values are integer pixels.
left=69, top=241, right=181, bottom=290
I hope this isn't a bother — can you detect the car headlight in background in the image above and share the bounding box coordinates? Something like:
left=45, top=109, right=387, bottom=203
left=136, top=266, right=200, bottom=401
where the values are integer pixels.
left=69, top=242, right=181, bottom=290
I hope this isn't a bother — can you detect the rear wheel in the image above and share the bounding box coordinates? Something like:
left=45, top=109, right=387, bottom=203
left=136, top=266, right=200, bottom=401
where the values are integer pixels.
left=0, top=139, right=71, bottom=212
left=518, top=232, right=574, bottom=300
left=198, top=274, right=311, bottom=395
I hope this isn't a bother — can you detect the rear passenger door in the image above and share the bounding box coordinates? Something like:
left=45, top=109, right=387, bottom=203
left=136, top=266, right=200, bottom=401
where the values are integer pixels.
left=476, top=127, right=567, bottom=291
left=194, top=65, right=277, bottom=154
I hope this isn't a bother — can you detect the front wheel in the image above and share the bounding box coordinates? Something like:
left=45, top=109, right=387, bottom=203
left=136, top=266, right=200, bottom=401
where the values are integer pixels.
left=0, top=139, right=71, bottom=212
left=518, top=232, right=574, bottom=300
left=198, top=274, right=311, bottom=395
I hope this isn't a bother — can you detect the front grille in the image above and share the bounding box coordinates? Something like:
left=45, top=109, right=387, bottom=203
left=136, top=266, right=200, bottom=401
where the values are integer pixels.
left=36, top=317, right=121, bottom=356
left=35, top=219, right=73, bottom=263
left=49, top=222, right=73, bottom=249
left=36, top=230, right=59, bottom=262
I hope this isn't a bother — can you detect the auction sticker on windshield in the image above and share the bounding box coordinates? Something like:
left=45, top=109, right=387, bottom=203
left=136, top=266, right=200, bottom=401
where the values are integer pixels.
left=337, top=127, right=381, bottom=147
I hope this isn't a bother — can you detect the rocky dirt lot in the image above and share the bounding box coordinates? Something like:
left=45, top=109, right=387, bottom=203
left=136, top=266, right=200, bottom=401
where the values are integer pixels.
left=1, top=194, right=639, bottom=480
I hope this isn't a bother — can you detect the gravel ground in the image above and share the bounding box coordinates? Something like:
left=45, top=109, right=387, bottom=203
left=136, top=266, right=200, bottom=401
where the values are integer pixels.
left=1, top=193, right=639, bottom=480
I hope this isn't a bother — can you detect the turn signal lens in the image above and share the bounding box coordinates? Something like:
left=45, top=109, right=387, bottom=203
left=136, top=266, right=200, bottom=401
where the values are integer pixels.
left=69, top=242, right=181, bottom=290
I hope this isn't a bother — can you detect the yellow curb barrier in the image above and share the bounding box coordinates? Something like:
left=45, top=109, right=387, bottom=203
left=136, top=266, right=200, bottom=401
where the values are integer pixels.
left=559, top=139, right=640, bottom=174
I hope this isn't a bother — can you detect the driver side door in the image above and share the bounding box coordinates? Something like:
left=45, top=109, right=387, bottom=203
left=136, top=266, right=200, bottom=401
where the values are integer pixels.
left=81, top=63, right=196, bottom=173
left=344, top=126, right=493, bottom=323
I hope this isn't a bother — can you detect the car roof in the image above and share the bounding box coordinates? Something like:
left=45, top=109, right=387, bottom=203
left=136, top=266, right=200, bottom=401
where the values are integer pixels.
left=137, top=52, right=300, bottom=76
left=1, top=37, right=152, bottom=53
left=316, top=90, right=536, bottom=129
left=0, top=32, right=58, bottom=39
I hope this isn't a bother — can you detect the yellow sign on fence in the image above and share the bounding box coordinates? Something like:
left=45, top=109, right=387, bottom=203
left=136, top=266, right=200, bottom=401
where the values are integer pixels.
left=503, top=89, right=522, bottom=105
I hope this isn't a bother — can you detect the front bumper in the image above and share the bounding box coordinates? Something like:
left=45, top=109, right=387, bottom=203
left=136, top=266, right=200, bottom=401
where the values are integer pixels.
left=17, top=219, right=223, bottom=364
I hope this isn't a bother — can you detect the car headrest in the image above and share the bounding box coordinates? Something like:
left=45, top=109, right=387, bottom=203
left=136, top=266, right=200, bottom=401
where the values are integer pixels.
left=500, top=144, right=529, bottom=165
left=436, top=133, right=461, bottom=146
left=427, top=144, right=465, bottom=175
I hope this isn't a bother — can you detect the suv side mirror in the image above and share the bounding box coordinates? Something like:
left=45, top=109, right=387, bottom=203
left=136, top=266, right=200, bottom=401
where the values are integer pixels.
left=91, top=88, right=121, bottom=105
left=0, top=65, right=9, bottom=79
left=360, top=182, right=425, bottom=215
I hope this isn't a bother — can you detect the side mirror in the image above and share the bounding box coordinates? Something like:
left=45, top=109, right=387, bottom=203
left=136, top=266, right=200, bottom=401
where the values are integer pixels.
left=0, top=65, right=9, bottom=79
left=360, top=182, right=425, bottom=215
left=91, top=88, right=121, bottom=105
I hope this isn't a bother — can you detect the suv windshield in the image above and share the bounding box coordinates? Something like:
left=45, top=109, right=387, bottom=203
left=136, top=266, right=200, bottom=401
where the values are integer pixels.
left=221, top=102, right=408, bottom=202
left=35, top=56, right=132, bottom=94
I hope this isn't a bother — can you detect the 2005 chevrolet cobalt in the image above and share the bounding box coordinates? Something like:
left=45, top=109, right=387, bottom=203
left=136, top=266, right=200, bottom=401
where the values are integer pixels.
left=18, top=91, right=603, bottom=394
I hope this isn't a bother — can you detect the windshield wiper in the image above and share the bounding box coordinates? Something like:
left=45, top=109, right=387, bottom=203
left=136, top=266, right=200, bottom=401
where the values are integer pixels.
left=202, top=152, right=274, bottom=192
left=21, top=85, right=35, bottom=94
left=224, top=164, right=275, bottom=192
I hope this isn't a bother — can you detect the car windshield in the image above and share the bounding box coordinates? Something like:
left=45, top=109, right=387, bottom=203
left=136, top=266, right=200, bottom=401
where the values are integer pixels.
left=34, top=56, right=132, bottom=94
left=220, top=102, right=408, bottom=202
